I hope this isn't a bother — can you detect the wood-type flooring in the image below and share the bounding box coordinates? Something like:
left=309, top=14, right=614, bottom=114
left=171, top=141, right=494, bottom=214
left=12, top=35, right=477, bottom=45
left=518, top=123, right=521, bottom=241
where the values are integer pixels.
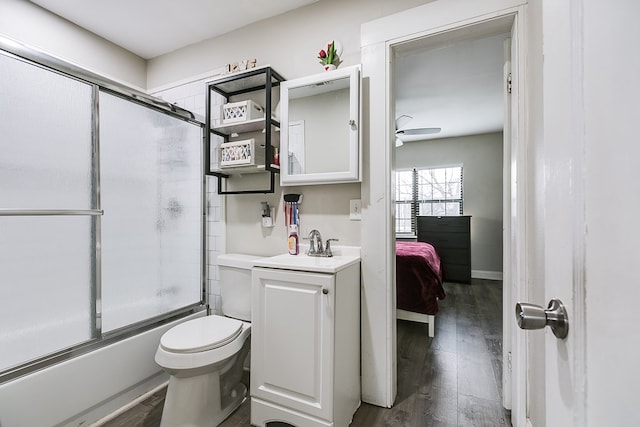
left=100, top=279, right=510, bottom=427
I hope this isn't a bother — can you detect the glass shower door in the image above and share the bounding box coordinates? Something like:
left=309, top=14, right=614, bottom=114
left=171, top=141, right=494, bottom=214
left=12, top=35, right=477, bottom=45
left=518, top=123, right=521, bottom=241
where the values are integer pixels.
left=0, top=48, right=205, bottom=380
left=0, top=52, right=96, bottom=372
left=99, top=91, right=203, bottom=333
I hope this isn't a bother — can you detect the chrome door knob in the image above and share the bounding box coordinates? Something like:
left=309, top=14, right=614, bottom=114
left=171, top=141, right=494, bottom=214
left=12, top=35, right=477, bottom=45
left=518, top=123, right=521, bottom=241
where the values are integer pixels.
left=515, top=299, right=569, bottom=339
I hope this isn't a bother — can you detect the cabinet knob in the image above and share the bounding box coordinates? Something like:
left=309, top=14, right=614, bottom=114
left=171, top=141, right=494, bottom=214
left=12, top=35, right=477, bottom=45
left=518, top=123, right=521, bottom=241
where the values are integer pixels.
left=322, top=288, right=329, bottom=295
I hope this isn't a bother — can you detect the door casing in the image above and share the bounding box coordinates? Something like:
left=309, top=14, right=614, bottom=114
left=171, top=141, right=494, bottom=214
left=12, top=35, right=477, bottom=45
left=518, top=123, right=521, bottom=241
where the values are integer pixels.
left=360, top=2, right=528, bottom=425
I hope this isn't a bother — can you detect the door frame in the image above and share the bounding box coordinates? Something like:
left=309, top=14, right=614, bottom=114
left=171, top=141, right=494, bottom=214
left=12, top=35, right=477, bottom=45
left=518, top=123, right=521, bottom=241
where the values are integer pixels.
left=360, top=1, right=528, bottom=424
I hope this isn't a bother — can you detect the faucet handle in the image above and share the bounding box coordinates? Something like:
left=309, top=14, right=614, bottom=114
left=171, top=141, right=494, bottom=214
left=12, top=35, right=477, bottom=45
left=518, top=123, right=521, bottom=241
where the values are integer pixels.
left=325, top=238, right=339, bottom=257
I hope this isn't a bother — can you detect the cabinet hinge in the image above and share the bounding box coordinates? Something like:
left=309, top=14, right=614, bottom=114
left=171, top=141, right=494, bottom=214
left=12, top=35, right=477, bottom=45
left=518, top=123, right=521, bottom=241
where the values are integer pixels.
left=507, top=73, right=512, bottom=94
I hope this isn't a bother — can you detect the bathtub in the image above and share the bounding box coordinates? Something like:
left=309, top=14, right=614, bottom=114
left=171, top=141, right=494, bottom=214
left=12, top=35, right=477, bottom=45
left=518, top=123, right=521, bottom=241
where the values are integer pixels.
left=0, top=312, right=204, bottom=427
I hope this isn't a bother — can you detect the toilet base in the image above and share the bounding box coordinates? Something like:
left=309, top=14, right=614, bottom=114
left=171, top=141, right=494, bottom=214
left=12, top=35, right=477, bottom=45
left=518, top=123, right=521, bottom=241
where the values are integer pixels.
left=158, top=335, right=250, bottom=427
left=160, top=371, right=246, bottom=427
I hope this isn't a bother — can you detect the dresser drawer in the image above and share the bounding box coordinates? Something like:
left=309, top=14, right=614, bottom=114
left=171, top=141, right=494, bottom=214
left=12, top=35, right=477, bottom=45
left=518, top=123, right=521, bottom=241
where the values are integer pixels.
left=418, top=216, right=470, bottom=233
left=442, top=263, right=472, bottom=284
left=434, top=247, right=470, bottom=264
left=419, top=231, right=469, bottom=249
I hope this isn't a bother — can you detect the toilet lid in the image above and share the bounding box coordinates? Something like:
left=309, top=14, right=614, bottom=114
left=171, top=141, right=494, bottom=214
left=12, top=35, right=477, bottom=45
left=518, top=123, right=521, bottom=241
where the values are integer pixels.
left=160, top=315, right=243, bottom=353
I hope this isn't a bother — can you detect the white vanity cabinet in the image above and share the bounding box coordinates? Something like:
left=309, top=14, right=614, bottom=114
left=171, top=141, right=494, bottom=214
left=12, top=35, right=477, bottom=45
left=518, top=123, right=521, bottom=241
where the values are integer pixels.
left=250, top=256, right=360, bottom=427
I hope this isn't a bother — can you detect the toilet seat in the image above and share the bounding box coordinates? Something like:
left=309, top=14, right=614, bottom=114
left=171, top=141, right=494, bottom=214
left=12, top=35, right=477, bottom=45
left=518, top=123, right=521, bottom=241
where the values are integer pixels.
left=155, top=316, right=251, bottom=372
left=160, top=315, right=243, bottom=353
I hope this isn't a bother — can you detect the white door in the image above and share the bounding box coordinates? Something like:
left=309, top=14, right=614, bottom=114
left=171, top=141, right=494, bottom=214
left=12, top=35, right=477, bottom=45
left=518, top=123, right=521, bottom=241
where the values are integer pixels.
left=251, top=267, right=334, bottom=420
left=520, top=1, right=640, bottom=425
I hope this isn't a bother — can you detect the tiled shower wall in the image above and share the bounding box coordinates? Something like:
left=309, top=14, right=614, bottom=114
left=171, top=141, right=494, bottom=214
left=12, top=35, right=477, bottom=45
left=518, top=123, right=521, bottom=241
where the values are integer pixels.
left=151, top=75, right=225, bottom=314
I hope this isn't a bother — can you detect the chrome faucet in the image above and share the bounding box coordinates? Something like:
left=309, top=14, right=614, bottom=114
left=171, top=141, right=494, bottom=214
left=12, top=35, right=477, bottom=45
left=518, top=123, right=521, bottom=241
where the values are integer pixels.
left=307, top=229, right=324, bottom=256
left=306, top=229, right=339, bottom=257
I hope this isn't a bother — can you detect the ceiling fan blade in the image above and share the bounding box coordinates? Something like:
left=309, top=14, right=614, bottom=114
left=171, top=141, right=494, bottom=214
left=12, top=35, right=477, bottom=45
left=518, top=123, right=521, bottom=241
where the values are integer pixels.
left=395, top=114, right=413, bottom=130
left=396, top=127, right=442, bottom=136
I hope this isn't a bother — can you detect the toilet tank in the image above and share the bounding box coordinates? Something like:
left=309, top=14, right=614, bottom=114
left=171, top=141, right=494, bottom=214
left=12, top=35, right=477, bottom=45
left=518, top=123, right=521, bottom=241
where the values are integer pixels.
left=217, top=254, right=263, bottom=321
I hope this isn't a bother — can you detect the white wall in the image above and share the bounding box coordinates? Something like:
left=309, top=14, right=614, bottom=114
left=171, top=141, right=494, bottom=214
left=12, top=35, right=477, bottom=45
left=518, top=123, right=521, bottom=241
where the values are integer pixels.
left=0, top=0, right=147, bottom=89
left=147, top=0, right=432, bottom=259
left=149, top=0, right=433, bottom=314
left=581, top=3, right=640, bottom=424
left=146, top=0, right=434, bottom=90
left=395, top=132, right=504, bottom=275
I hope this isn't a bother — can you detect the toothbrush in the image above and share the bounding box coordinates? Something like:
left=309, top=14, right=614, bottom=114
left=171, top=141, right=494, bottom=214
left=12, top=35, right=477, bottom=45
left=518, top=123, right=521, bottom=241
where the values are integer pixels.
left=292, top=202, right=296, bottom=226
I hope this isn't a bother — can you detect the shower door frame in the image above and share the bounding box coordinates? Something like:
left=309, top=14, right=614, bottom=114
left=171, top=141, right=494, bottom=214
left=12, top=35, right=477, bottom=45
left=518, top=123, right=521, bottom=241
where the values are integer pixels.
left=0, top=36, right=207, bottom=384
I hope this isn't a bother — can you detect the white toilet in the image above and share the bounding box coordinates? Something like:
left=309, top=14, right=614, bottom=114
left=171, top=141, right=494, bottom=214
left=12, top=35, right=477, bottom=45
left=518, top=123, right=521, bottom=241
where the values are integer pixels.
left=155, top=253, right=261, bottom=427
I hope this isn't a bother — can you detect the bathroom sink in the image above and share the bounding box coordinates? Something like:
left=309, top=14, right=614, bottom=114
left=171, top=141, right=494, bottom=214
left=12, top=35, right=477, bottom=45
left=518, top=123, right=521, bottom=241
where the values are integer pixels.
left=253, top=246, right=360, bottom=274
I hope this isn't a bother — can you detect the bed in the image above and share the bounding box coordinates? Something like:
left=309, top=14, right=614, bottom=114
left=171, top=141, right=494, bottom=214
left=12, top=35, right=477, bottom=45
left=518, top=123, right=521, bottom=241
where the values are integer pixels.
left=396, top=241, right=445, bottom=337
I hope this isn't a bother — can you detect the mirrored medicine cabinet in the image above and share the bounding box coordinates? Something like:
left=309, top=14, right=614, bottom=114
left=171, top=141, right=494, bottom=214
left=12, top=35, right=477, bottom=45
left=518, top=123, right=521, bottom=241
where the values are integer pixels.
left=279, top=64, right=361, bottom=186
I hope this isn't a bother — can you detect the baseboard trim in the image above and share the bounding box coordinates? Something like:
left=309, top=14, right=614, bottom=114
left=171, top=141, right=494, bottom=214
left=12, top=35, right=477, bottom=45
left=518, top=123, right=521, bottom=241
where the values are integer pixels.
left=471, top=270, right=503, bottom=281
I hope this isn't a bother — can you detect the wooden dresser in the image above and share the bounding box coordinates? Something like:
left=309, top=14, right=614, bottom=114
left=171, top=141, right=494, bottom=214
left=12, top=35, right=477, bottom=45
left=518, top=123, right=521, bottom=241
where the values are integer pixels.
left=417, top=216, right=471, bottom=284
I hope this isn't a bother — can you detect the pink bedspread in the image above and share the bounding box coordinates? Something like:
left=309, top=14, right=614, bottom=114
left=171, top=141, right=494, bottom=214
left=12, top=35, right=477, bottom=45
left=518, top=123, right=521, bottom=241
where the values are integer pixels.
left=396, top=241, right=445, bottom=315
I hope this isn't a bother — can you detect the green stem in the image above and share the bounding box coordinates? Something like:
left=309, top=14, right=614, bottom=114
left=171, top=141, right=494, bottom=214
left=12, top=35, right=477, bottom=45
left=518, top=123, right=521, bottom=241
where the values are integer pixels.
left=327, top=41, right=334, bottom=64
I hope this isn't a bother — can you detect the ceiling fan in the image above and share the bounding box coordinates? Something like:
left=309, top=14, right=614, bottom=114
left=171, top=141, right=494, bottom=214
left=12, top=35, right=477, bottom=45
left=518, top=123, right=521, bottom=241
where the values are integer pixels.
left=395, top=115, right=441, bottom=147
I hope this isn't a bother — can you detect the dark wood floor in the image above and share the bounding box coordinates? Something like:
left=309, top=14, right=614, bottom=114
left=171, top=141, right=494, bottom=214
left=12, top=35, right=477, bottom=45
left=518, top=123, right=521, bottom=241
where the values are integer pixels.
left=101, top=279, right=510, bottom=427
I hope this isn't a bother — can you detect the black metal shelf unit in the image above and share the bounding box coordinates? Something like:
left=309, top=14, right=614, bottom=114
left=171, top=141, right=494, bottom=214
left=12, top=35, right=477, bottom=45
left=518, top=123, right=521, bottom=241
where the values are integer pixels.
left=205, top=66, right=285, bottom=194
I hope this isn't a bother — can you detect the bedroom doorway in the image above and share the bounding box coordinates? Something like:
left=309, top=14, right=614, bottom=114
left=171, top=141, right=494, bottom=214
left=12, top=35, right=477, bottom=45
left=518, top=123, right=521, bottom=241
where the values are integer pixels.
left=391, top=27, right=510, bottom=422
left=360, top=3, right=527, bottom=420
left=380, top=10, right=521, bottom=424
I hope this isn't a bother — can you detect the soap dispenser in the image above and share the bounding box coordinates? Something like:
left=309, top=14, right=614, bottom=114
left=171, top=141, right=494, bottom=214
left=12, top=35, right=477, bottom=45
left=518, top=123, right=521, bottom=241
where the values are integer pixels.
left=288, top=225, right=299, bottom=255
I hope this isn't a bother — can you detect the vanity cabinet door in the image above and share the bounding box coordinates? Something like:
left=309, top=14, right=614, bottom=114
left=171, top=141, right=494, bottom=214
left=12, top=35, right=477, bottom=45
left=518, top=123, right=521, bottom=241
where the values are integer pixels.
left=251, top=267, right=334, bottom=421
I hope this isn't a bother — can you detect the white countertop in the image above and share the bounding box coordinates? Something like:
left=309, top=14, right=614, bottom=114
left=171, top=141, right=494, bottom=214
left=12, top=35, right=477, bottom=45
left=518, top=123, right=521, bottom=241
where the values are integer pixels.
left=253, top=246, right=361, bottom=274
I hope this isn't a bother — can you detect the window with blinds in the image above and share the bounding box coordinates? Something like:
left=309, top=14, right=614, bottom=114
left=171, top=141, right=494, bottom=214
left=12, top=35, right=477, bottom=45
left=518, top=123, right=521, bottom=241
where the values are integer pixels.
left=395, top=165, right=463, bottom=234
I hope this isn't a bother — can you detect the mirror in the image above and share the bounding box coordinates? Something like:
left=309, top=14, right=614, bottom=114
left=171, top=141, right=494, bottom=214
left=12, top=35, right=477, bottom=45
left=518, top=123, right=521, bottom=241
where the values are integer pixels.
left=280, top=65, right=361, bottom=185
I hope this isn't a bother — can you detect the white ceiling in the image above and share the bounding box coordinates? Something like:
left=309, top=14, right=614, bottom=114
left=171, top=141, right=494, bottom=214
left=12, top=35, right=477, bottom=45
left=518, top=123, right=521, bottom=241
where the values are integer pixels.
left=394, top=32, right=508, bottom=143
left=29, top=0, right=319, bottom=59
left=28, top=0, right=506, bottom=142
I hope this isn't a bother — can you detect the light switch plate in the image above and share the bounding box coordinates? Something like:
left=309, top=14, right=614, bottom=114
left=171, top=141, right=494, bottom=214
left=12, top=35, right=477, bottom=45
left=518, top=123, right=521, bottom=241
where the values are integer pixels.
left=349, top=199, right=362, bottom=221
